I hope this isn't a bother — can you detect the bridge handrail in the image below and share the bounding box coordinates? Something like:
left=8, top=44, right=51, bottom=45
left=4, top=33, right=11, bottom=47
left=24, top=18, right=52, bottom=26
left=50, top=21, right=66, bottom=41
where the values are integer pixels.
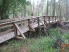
left=0, top=16, right=58, bottom=26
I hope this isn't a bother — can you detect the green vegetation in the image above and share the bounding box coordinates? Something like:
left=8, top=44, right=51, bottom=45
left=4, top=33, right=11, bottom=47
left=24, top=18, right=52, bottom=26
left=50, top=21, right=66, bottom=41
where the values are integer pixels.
left=29, top=28, right=69, bottom=52
left=0, top=28, right=69, bottom=52
left=0, top=0, right=68, bottom=20
left=0, top=0, right=31, bottom=20
left=28, top=37, right=58, bottom=52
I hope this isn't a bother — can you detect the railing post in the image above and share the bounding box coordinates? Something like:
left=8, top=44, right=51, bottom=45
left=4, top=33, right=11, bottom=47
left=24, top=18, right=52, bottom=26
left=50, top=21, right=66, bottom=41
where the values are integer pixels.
left=53, top=16, right=54, bottom=22
left=37, top=17, right=40, bottom=35
left=27, top=19, right=30, bottom=37
left=13, top=23, right=18, bottom=37
left=44, top=16, right=46, bottom=25
left=51, top=16, right=53, bottom=23
left=48, top=16, right=50, bottom=23
left=49, top=16, right=51, bottom=23
left=37, top=17, right=40, bottom=28
left=28, top=19, right=30, bottom=30
left=54, top=16, right=56, bottom=22
left=43, top=16, right=47, bottom=35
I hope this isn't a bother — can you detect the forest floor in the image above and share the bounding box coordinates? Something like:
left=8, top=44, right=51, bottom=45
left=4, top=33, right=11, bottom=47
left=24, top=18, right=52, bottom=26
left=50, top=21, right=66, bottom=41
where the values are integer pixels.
left=0, top=28, right=69, bottom=52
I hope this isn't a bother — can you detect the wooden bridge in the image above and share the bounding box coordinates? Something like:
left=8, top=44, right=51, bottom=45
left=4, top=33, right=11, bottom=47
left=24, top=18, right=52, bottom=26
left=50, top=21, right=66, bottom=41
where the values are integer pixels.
left=0, top=16, right=59, bottom=43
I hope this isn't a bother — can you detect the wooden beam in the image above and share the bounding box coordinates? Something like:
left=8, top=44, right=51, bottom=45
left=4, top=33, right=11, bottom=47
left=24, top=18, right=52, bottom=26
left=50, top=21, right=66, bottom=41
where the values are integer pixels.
left=0, top=16, right=58, bottom=27
left=13, top=23, right=26, bottom=39
left=48, top=16, right=50, bottom=23
left=0, top=29, right=13, bottom=35
left=37, top=17, right=41, bottom=35
left=0, top=24, right=13, bottom=29
left=37, top=17, right=40, bottom=27
left=43, top=16, right=47, bottom=34
left=13, top=23, right=18, bottom=36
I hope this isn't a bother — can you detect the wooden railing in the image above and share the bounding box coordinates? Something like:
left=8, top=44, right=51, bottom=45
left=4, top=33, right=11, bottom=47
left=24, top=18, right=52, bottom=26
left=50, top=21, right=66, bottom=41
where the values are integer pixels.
left=0, top=16, right=59, bottom=26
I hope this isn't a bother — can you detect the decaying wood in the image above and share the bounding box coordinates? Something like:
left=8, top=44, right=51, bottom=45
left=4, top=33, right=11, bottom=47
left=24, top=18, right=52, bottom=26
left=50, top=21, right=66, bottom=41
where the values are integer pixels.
left=15, top=36, right=24, bottom=39
left=28, top=19, right=35, bottom=31
left=61, top=44, right=69, bottom=52
left=29, top=24, right=35, bottom=31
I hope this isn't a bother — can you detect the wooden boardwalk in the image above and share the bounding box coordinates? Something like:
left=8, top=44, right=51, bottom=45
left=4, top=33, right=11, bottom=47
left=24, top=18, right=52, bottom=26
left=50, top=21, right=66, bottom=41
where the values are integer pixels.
left=0, top=16, right=59, bottom=43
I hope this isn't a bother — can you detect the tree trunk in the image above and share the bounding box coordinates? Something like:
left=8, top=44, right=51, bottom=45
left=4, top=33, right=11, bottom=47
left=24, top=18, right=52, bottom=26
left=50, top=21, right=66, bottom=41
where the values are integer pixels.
left=52, top=0, right=55, bottom=16
left=66, top=0, right=69, bottom=20
left=46, top=0, right=48, bottom=16
left=0, top=0, right=9, bottom=20
left=37, top=0, right=39, bottom=16
left=59, top=0, right=62, bottom=21
left=24, top=5, right=26, bottom=17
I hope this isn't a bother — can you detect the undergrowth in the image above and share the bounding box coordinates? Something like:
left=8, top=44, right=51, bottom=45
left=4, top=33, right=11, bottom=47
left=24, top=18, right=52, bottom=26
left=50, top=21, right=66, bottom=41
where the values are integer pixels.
left=0, top=28, right=69, bottom=52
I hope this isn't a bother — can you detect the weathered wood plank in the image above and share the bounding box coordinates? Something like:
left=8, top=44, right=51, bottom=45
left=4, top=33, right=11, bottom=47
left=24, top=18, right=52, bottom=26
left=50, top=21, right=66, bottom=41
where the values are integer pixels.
left=0, top=24, right=13, bottom=29
left=0, top=29, right=13, bottom=36
left=0, top=32, right=15, bottom=43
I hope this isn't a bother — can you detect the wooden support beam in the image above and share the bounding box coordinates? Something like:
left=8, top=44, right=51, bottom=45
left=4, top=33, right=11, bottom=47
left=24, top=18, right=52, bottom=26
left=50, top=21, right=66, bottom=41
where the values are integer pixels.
left=54, top=16, right=55, bottom=22
left=13, top=23, right=26, bottom=39
left=48, top=16, right=50, bottom=23
left=55, top=16, right=56, bottom=22
left=51, top=16, right=53, bottom=22
left=44, top=16, right=50, bottom=36
left=0, top=24, right=13, bottom=29
left=37, top=17, right=40, bottom=27
left=44, top=16, right=47, bottom=25
left=43, top=16, right=46, bottom=32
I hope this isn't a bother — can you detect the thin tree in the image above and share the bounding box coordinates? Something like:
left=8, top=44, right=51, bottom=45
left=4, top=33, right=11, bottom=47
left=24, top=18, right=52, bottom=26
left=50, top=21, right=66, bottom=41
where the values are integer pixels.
left=66, top=0, right=69, bottom=20
left=46, top=0, right=48, bottom=16
left=52, top=0, right=55, bottom=16
left=58, top=0, right=62, bottom=21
